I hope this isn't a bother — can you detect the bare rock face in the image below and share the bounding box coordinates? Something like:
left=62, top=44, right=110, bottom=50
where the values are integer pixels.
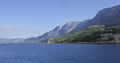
left=38, top=21, right=80, bottom=39
left=75, top=5, right=120, bottom=30
left=92, top=5, right=120, bottom=26
left=59, top=22, right=80, bottom=35
left=25, top=5, right=120, bottom=42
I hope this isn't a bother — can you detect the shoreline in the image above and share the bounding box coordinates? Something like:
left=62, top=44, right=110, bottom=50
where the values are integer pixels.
left=48, top=41, right=120, bottom=44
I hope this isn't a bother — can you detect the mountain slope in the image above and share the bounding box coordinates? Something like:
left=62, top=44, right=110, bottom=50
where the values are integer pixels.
left=92, top=5, right=120, bottom=26
left=49, top=25, right=105, bottom=43
left=75, top=5, right=120, bottom=30
left=49, top=25, right=120, bottom=43
left=25, top=5, right=120, bottom=42
left=37, top=21, right=80, bottom=41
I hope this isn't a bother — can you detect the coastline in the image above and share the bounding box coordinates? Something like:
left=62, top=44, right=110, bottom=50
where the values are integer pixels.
left=47, top=41, right=120, bottom=44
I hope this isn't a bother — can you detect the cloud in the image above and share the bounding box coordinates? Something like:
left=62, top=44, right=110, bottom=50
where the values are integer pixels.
left=0, top=26, right=41, bottom=38
left=0, top=26, right=15, bottom=31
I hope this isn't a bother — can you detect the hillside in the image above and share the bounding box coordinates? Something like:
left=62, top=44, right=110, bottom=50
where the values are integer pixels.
left=49, top=25, right=120, bottom=43
left=75, top=5, right=120, bottom=30
left=24, top=5, right=120, bottom=43
left=24, top=22, right=80, bottom=42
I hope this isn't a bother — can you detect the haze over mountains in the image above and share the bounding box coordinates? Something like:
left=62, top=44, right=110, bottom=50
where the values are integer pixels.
left=1, top=5, right=120, bottom=43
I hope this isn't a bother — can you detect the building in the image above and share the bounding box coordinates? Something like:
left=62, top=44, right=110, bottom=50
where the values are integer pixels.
left=101, top=33, right=113, bottom=41
left=113, top=34, right=120, bottom=43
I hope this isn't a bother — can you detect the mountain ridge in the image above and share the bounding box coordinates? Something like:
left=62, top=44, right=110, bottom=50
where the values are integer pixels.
left=1, top=5, right=120, bottom=43
left=24, top=5, right=120, bottom=42
left=37, top=5, right=120, bottom=42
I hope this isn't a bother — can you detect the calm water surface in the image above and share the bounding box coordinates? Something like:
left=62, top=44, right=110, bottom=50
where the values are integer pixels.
left=0, top=43, right=120, bottom=63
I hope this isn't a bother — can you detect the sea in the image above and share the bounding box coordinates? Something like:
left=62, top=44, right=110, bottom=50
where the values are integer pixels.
left=0, top=43, right=119, bottom=63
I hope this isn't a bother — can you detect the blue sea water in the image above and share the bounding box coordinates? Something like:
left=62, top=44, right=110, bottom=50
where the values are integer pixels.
left=0, top=43, right=119, bottom=63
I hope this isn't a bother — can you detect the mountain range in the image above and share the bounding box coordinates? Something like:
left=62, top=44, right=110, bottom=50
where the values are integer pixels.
left=1, top=5, right=120, bottom=43
left=25, top=5, right=120, bottom=43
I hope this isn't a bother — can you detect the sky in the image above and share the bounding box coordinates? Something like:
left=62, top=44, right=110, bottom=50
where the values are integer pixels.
left=0, top=0, right=120, bottom=38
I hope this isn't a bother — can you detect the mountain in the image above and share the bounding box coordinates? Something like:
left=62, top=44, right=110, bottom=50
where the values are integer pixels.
left=25, top=5, right=120, bottom=42
left=23, top=37, right=41, bottom=43
left=49, top=25, right=105, bottom=43
left=24, top=21, right=80, bottom=42
left=75, top=5, right=120, bottom=30
left=36, top=21, right=80, bottom=41
left=49, top=25, right=120, bottom=43
left=92, top=5, right=120, bottom=26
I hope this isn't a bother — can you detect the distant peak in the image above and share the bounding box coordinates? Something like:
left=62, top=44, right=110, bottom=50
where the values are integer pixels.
left=63, top=21, right=80, bottom=26
left=66, top=21, right=80, bottom=24
left=112, top=5, right=120, bottom=8
left=53, top=26, right=61, bottom=31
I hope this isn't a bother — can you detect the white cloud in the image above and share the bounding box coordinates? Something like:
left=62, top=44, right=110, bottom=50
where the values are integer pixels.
left=0, top=26, right=15, bottom=31
left=0, top=26, right=41, bottom=39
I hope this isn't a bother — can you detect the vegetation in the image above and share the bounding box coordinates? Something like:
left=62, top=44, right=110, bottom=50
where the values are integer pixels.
left=49, top=25, right=120, bottom=44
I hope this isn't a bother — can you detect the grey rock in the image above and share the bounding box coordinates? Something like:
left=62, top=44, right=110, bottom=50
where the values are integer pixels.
left=25, top=5, right=120, bottom=42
